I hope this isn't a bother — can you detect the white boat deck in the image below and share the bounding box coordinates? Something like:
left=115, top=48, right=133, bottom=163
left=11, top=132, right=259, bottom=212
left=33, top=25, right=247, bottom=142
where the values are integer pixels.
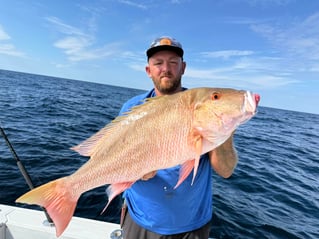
left=0, top=204, right=121, bottom=239
left=1, top=204, right=216, bottom=239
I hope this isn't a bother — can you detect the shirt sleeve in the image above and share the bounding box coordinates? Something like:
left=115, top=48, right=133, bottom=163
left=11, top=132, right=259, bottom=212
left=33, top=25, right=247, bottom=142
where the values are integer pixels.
left=118, top=90, right=154, bottom=116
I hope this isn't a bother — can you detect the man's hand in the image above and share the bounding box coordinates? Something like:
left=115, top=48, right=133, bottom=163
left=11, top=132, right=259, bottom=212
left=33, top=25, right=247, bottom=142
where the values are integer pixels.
left=209, top=131, right=238, bottom=178
left=141, top=171, right=157, bottom=180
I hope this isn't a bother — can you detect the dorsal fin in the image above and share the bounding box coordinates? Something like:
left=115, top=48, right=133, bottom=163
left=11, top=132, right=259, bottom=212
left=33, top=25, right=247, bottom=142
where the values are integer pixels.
left=70, top=95, right=169, bottom=156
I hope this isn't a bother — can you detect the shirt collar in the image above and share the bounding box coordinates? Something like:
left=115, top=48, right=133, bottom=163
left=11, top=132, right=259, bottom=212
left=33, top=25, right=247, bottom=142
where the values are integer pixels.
left=148, top=87, right=188, bottom=98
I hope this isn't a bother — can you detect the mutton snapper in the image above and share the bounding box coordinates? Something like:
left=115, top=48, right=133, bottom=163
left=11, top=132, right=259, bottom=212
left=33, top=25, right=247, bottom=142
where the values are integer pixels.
left=16, top=87, right=260, bottom=237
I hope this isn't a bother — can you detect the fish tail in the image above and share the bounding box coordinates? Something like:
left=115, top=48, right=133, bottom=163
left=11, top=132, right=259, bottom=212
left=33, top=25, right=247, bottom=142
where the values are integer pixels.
left=16, top=178, right=78, bottom=237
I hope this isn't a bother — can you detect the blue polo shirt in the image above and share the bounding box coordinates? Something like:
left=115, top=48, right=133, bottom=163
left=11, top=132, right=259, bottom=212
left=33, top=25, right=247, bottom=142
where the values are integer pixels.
left=119, top=88, right=213, bottom=235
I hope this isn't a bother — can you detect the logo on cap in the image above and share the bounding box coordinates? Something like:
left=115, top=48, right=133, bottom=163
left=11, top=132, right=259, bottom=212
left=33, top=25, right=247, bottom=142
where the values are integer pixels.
left=159, top=38, right=172, bottom=46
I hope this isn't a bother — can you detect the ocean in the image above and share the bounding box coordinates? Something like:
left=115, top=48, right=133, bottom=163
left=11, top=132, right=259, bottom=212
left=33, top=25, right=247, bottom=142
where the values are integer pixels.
left=0, top=69, right=318, bottom=239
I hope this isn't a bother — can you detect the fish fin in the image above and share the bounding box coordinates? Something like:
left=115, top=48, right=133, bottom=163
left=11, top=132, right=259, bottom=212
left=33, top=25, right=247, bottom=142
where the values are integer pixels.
left=192, top=156, right=200, bottom=185
left=16, top=178, right=78, bottom=237
left=101, top=182, right=134, bottom=214
left=174, top=128, right=204, bottom=189
left=193, top=131, right=203, bottom=184
left=71, top=97, right=164, bottom=156
left=174, top=159, right=195, bottom=189
left=186, top=128, right=203, bottom=186
left=71, top=124, right=112, bottom=156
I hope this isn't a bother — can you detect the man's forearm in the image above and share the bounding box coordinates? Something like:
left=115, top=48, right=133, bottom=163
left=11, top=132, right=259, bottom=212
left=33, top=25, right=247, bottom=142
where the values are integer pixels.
left=209, top=135, right=238, bottom=178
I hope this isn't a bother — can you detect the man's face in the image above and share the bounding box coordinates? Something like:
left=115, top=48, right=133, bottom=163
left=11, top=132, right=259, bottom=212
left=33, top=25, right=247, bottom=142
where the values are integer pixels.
left=146, top=50, right=186, bottom=95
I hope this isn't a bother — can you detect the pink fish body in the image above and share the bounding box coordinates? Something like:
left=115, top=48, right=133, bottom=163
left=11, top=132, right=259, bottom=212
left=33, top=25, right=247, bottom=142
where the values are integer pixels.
left=16, top=87, right=260, bottom=237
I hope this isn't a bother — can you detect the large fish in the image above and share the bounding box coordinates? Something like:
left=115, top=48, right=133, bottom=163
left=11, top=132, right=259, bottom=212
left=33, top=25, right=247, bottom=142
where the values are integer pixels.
left=16, top=87, right=260, bottom=237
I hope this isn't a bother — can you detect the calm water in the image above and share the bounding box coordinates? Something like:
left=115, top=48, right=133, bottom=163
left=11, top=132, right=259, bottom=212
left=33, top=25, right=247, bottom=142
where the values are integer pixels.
left=0, top=69, right=318, bottom=238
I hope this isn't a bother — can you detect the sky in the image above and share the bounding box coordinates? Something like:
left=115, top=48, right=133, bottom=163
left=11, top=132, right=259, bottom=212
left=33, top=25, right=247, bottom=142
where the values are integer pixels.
left=0, top=0, right=318, bottom=114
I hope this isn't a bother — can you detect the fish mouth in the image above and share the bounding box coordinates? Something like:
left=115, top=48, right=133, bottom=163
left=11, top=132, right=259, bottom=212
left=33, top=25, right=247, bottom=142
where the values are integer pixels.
left=218, top=91, right=260, bottom=133
left=233, top=91, right=260, bottom=126
left=244, top=91, right=260, bottom=115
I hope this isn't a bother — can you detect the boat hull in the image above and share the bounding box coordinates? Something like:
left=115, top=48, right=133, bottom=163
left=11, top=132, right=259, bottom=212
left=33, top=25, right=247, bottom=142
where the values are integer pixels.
left=0, top=204, right=120, bottom=239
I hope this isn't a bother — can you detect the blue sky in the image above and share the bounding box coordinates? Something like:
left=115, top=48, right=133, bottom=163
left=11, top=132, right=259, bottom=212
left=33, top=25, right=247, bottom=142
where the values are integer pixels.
left=0, top=0, right=318, bottom=114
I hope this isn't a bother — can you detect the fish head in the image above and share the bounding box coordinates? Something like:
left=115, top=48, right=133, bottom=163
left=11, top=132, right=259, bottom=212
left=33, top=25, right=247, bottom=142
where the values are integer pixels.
left=192, top=88, right=260, bottom=147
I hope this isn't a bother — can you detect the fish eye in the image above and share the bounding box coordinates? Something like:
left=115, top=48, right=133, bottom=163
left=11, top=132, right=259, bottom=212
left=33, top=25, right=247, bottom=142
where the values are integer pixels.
left=211, top=92, right=221, bottom=100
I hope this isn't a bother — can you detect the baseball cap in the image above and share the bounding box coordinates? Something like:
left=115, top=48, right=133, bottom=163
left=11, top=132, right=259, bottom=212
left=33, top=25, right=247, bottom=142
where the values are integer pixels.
left=146, top=36, right=184, bottom=59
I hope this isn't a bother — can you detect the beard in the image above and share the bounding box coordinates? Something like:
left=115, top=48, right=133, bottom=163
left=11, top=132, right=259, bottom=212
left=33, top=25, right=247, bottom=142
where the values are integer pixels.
left=152, top=75, right=182, bottom=95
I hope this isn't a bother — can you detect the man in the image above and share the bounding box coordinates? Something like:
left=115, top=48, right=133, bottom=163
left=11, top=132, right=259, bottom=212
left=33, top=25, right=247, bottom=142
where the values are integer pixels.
left=119, top=36, right=237, bottom=239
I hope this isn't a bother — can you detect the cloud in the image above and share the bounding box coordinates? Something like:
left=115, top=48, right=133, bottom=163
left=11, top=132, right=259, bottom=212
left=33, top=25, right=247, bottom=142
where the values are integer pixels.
left=46, top=17, right=87, bottom=36
left=0, top=44, right=24, bottom=57
left=128, top=62, right=145, bottom=72
left=0, top=25, right=10, bottom=40
left=309, top=64, right=319, bottom=72
left=184, top=67, right=227, bottom=82
left=251, top=12, right=319, bottom=61
left=201, top=50, right=255, bottom=59
left=183, top=52, right=300, bottom=90
left=54, top=36, right=122, bottom=61
left=184, top=64, right=297, bottom=90
left=240, top=0, right=294, bottom=7
left=0, top=24, right=25, bottom=57
left=170, top=0, right=183, bottom=3
left=118, top=0, right=148, bottom=9
left=214, top=11, right=319, bottom=87
left=46, top=17, right=121, bottom=62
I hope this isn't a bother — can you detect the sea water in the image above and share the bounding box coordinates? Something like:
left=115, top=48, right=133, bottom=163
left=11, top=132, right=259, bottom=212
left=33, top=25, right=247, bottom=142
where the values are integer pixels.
left=0, top=69, right=318, bottom=238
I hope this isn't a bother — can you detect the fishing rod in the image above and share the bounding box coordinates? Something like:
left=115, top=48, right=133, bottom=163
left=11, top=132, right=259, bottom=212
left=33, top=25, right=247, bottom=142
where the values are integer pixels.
left=0, top=125, right=54, bottom=224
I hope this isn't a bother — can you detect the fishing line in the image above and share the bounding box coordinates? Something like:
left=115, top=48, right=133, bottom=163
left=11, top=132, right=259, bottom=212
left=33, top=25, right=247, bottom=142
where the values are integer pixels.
left=0, top=124, right=54, bottom=224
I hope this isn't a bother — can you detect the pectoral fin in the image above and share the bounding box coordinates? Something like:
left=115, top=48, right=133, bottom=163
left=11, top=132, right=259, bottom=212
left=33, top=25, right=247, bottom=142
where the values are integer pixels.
left=174, top=129, right=203, bottom=188
left=102, top=182, right=134, bottom=214
left=192, top=133, right=202, bottom=184
left=174, top=159, right=195, bottom=189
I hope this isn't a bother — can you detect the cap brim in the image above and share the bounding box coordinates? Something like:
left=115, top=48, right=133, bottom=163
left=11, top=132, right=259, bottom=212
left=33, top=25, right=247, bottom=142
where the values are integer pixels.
left=147, top=45, right=184, bottom=58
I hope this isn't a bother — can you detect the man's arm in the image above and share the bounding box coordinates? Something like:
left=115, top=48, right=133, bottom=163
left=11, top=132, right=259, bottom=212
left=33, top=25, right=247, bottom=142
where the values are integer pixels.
left=209, top=133, right=238, bottom=178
